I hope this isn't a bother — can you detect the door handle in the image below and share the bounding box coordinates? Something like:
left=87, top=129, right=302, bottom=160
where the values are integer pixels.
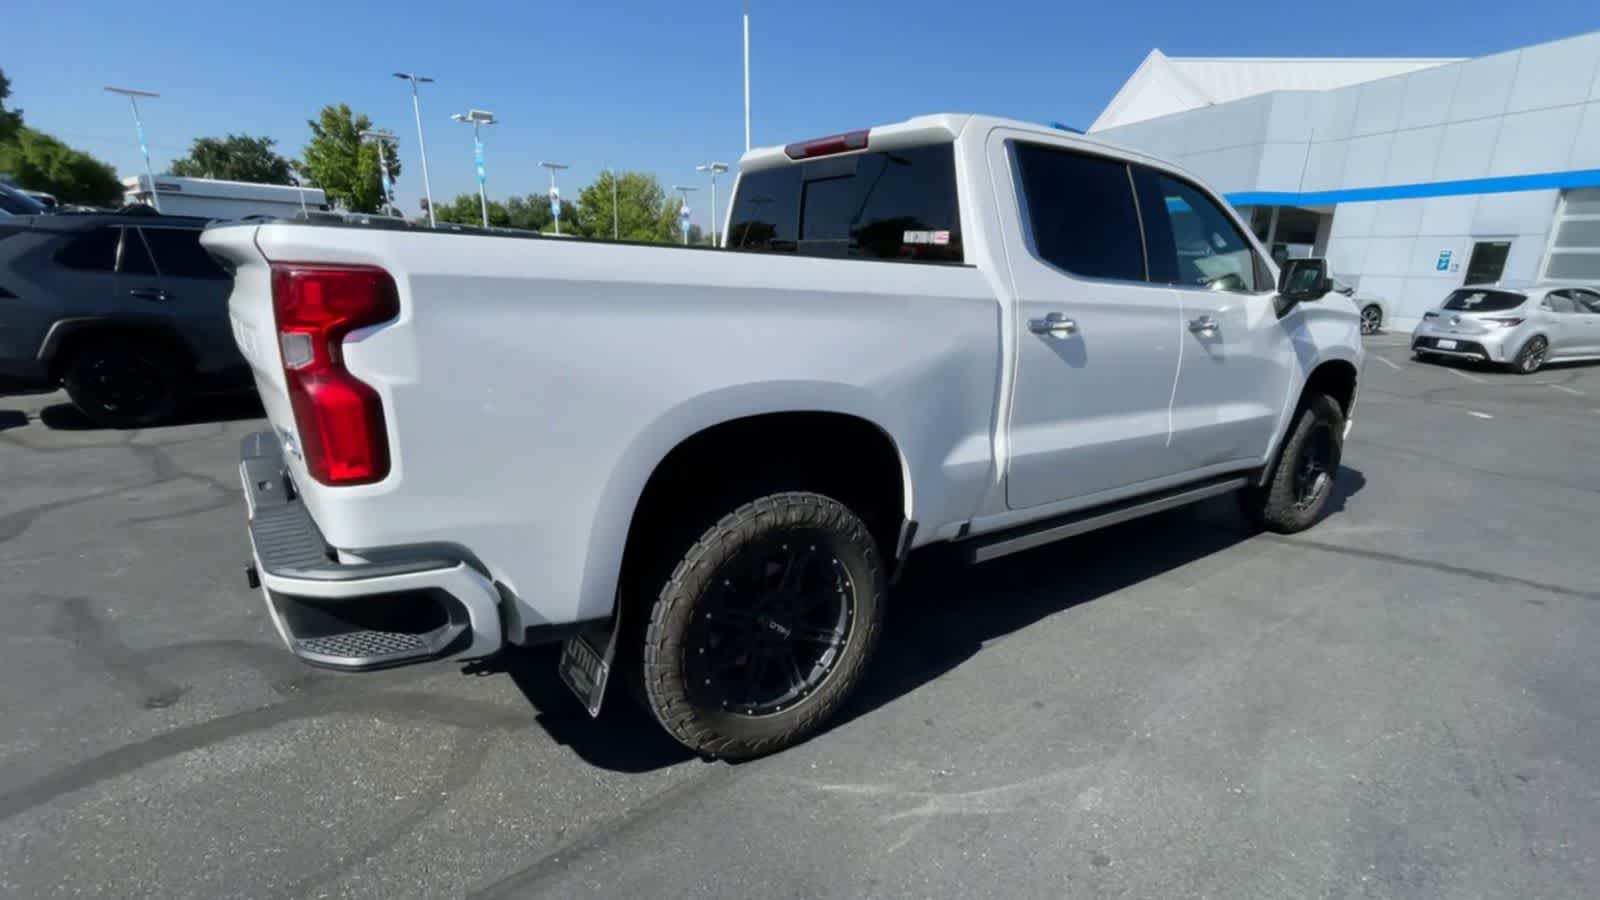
left=1028, top=312, right=1078, bottom=336
left=129, top=288, right=168, bottom=301
left=1188, top=315, right=1218, bottom=334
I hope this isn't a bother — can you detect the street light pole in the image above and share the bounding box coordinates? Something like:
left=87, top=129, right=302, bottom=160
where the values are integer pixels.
left=696, top=162, right=730, bottom=246
left=361, top=129, right=399, bottom=215
left=540, top=161, right=569, bottom=235
left=672, top=185, right=698, bottom=246
left=743, top=1, right=752, bottom=152
left=393, top=73, right=437, bottom=227
left=104, top=86, right=161, bottom=212
left=451, top=110, right=497, bottom=228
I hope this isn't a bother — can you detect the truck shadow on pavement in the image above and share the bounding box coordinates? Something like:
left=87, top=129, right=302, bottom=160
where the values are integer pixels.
left=483, top=466, right=1366, bottom=773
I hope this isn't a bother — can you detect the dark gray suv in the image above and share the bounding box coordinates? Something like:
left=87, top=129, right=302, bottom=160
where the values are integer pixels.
left=0, top=213, right=247, bottom=427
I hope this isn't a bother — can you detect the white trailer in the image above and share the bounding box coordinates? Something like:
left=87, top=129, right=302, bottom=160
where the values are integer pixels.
left=121, top=175, right=327, bottom=220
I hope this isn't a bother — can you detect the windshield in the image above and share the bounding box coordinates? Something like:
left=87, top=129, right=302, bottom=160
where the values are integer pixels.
left=1441, top=288, right=1526, bottom=312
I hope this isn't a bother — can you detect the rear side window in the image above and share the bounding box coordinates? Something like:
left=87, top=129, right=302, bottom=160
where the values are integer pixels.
left=1013, top=143, right=1146, bottom=282
left=53, top=227, right=121, bottom=271
left=1443, top=289, right=1525, bottom=312
left=141, top=227, right=227, bottom=279
left=1542, top=291, right=1578, bottom=313
left=727, top=143, right=963, bottom=263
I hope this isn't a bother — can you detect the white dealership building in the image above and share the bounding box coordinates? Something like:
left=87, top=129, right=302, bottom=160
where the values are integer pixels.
left=1090, top=31, right=1600, bottom=327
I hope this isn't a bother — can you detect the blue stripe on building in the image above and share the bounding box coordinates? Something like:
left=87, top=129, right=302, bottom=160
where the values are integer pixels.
left=1226, top=169, right=1600, bottom=208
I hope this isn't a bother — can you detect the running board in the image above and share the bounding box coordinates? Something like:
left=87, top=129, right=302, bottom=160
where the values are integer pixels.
left=961, top=474, right=1251, bottom=564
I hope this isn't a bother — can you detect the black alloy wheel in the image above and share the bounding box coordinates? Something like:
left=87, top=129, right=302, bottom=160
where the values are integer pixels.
left=685, top=536, right=855, bottom=716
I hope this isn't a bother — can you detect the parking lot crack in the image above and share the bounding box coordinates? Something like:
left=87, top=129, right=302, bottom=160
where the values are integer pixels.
left=1260, top=535, right=1600, bottom=603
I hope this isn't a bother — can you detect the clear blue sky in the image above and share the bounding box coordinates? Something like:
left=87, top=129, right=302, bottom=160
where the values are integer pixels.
left=5, top=1, right=1596, bottom=226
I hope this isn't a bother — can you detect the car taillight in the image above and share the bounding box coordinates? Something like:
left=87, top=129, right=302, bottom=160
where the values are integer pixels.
left=1484, top=316, right=1524, bottom=327
left=783, top=129, right=869, bottom=160
left=1423, top=311, right=1439, bottom=319
left=270, top=263, right=399, bottom=485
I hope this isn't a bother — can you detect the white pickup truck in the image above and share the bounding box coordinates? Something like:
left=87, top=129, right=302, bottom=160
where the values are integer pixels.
left=204, top=113, right=1362, bottom=759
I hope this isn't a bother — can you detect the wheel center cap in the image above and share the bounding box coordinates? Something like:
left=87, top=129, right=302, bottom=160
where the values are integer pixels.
left=757, top=613, right=792, bottom=639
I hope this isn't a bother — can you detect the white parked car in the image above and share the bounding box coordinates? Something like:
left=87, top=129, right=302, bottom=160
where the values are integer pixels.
left=1411, top=283, right=1600, bottom=373
left=203, top=113, right=1363, bottom=758
left=1331, top=276, right=1389, bottom=335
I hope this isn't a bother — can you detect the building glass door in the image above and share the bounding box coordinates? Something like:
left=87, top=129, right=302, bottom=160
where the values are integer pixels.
left=1464, top=240, right=1512, bottom=285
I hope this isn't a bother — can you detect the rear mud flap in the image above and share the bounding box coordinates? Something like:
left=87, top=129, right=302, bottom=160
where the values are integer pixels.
left=557, top=609, right=621, bottom=718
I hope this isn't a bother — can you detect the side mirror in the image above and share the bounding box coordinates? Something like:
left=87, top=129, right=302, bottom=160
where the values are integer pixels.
left=1278, top=257, right=1332, bottom=304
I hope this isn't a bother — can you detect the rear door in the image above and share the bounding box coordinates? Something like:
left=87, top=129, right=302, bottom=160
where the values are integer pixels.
left=998, top=137, right=1185, bottom=510
left=1570, top=289, right=1600, bottom=353
left=1539, top=290, right=1585, bottom=355
left=1134, top=165, right=1290, bottom=470
left=137, top=225, right=238, bottom=372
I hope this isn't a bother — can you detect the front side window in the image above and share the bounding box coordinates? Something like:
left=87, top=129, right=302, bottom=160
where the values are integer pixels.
left=1136, top=168, right=1261, bottom=293
left=53, top=227, right=121, bottom=271
left=1013, top=142, right=1145, bottom=282
left=727, top=143, right=962, bottom=263
left=1572, top=289, right=1600, bottom=313
left=140, top=227, right=227, bottom=279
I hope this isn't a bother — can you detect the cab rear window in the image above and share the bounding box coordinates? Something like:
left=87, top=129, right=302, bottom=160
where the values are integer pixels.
left=1441, top=289, right=1526, bottom=312
left=726, top=143, right=963, bottom=263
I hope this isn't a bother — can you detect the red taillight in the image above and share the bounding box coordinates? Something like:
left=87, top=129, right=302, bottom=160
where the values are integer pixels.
left=783, top=129, right=870, bottom=160
left=1484, top=316, right=1525, bottom=327
left=270, top=263, right=399, bottom=486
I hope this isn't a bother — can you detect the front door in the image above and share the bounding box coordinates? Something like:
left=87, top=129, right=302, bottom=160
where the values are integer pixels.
left=1133, top=166, right=1292, bottom=469
left=999, top=137, right=1185, bottom=510
left=1570, top=289, right=1600, bottom=354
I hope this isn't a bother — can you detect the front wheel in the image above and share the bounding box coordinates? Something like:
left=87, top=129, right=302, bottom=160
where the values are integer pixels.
left=1360, top=304, right=1383, bottom=335
left=641, top=492, right=885, bottom=759
left=1240, top=394, right=1345, bottom=534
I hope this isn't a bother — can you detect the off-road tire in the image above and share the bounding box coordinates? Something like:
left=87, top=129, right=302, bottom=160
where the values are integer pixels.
left=1240, top=393, right=1345, bottom=534
left=641, top=492, right=885, bottom=760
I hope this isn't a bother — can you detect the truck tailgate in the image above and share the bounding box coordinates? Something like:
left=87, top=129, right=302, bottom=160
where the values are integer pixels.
left=200, top=225, right=298, bottom=441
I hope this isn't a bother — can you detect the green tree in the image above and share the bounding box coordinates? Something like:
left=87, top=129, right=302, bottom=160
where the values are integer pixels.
left=577, top=171, right=677, bottom=242
left=297, top=104, right=400, bottom=213
left=169, top=134, right=293, bottom=184
left=433, top=192, right=508, bottom=227
left=0, top=68, right=23, bottom=143
left=0, top=128, right=123, bottom=206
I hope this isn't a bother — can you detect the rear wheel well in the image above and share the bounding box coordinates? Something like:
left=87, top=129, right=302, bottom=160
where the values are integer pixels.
left=617, top=412, right=907, bottom=633
left=46, top=323, right=194, bottom=382
left=1303, top=360, right=1358, bottom=418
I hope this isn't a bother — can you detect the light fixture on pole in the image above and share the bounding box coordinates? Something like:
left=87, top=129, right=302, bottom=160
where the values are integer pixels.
left=104, top=86, right=161, bottom=212
left=672, top=185, right=698, bottom=246
left=450, top=109, right=497, bottom=228
left=540, top=161, right=569, bottom=235
left=393, top=72, right=438, bottom=227
left=361, top=129, right=399, bottom=216
left=696, top=162, right=730, bottom=246
left=743, top=1, right=752, bottom=152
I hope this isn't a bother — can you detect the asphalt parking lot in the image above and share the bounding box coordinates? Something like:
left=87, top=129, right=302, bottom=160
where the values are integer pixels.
left=3, top=333, right=1599, bottom=899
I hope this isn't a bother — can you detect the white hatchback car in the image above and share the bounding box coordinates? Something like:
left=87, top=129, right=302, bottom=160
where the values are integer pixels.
left=1411, top=283, right=1600, bottom=374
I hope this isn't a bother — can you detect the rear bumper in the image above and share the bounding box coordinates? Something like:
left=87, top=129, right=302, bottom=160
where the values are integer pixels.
left=1411, top=329, right=1512, bottom=362
left=239, top=430, right=503, bottom=670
